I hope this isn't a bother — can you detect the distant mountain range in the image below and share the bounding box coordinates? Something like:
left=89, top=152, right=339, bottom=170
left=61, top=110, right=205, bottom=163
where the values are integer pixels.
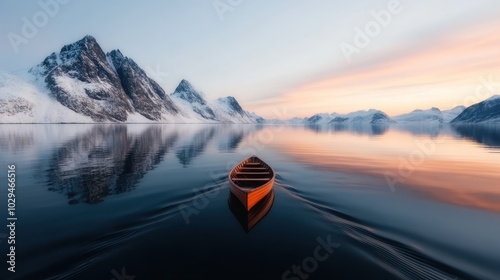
left=0, top=35, right=499, bottom=124
left=268, top=98, right=500, bottom=125
left=0, top=35, right=262, bottom=123
left=278, top=109, right=394, bottom=125
left=393, top=106, right=465, bottom=124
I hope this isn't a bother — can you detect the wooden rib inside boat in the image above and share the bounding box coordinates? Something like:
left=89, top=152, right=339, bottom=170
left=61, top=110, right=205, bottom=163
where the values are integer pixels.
left=228, top=190, right=275, bottom=232
left=229, top=156, right=275, bottom=211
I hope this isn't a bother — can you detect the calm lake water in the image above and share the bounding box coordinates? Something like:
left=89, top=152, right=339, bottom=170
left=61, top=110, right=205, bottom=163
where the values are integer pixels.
left=0, top=124, right=499, bottom=280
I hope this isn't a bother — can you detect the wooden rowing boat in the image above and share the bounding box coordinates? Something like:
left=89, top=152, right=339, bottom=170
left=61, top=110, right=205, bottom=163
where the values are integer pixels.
left=228, top=190, right=274, bottom=232
left=228, top=156, right=275, bottom=211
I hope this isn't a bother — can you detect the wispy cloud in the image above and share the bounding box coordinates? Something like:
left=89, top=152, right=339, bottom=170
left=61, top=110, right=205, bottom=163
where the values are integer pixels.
left=248, top=17, right=500, bottom=118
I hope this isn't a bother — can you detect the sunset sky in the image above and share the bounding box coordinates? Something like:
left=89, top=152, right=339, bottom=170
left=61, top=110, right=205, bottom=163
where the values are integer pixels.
left=1, top=0, right=499, bottom=118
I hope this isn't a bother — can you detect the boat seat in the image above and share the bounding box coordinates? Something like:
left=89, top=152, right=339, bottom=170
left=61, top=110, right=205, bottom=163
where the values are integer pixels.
left=244, top=163, right=262, bottom=166
left=231, top=178, right=270, bottom=181
left=235, top=172, right=270, bottom=175
left=239, top=167, right=267, bottom=170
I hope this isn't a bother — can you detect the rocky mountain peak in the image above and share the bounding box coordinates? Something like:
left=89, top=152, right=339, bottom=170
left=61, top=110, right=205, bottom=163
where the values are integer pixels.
left=59, top=35, right=105, bottom=63
left=107, top=49, right=125, bottom=66
left=106, top=49, right=179, bottom=119
left=486, top=94, right=500, bottom=102
left=452, top=96, right=500, bottom=123
left=216, top=96, right=245, bottom=116
left=29, top=52, right=59, bottom=76
left=172, top=79, right=207, bottom=105
left=177, top=79, right=194, bottom=91
left=371, top=111, right=391, bottom=123
left=2, top=35, right=262, bottom=124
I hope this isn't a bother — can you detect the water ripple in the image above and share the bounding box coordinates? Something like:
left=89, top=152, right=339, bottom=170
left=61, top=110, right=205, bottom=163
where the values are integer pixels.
left=275, top=178, right=474, bottom=280
left=38, top=180, right=227, bottom=280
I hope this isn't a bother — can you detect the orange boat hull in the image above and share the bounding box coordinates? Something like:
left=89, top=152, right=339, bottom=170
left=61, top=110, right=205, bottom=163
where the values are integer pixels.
left=229, top=156, right=275, bottom=210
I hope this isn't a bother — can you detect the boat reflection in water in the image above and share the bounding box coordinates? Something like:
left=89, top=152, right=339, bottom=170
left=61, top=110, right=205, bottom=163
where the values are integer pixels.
left=228, top=190, right=275, bottom=233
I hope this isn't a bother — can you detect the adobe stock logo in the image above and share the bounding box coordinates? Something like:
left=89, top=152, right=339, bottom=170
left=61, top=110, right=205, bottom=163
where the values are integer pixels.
left=282, top=235, right=340, bottom=280
left=213, top=0, right=243, bottom=21
left=7, top=0, right=71, bottom=54
left=110, top=267, right=135, bottom=280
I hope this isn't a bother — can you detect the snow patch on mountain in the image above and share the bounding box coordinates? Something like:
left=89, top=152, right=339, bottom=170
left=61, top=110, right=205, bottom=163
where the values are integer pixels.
left=0, top=35, right=263, bottom=124
left=264, top=117, right=306, bottom=124
left=54, top=74, right=113, bottom=99
left=329, top=109, right=392, bottom=124
left=394, top=106, right=465, bottom=124
left=486, top=94, right=500, bottom=101
left=171, top=79, right=217, bottom=121
left=107, top=49, right=179, bottom=120
left=0, top=71, right=93, bottom=123
left=452, top=95, right=500, bottom=123
left=269, top=110, right=392, bottom=125
left=442, top=106, right=466, bottom=123
left=246, top=111, right=265, bottom=123
left=210, top=96, right=255, bottom=123
left=307, top=113, right=337, bottom=124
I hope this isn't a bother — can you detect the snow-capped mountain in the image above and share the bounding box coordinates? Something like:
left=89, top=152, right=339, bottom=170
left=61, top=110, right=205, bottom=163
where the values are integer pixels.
left=328, top=109, right=393, bottom=124
left=170, top=79, right=217, bottom=121
left=393, top=106, right=465, bottom=124
left=299, top=110, right=391, bottom=124
left=210, top=96, right=256, bottom=123
left=0, top=35, right=262, bottom=123
left=442, top=106, right=466, bottom=123
left=29, top=35, right=175, bottom=122
left=107, top=49, right=180, bottom=120
left=246, top=111, right=265, bottom=123
left=268, top=110, right=392, bottom=125
left=261, top=101, right=492, bottom=125
left=170, top=79, right=262, bottom=123
left=264, top=117, right=306, bottom=124
left=0, top=71, right=94, bottom=123
left=307, top=113, right=337, bottom=124
left=452, top=95, right=500, bottom=123
left=3, top=35, right=496, bottom=125
left=393, top=108, right=443, bottom=124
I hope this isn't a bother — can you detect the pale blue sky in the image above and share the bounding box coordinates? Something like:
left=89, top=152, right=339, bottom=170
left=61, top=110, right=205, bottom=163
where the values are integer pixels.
left=1, top=0, right=499, bottom=117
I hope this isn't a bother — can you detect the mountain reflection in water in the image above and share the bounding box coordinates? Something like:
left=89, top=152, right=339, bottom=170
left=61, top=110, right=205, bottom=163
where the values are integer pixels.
left=0, top=123, right=499, bottom=280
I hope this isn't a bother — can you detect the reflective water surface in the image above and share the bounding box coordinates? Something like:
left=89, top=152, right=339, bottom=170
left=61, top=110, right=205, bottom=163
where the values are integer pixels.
left=0, top=124, right=499, bottom=280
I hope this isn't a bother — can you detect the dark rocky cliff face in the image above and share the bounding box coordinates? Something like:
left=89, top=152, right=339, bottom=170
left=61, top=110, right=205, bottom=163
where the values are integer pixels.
left=45, top=36, right=132, bottom=121
left=21, top=35, right=262, bottom=123
left=217, top=96, right=246, bottom=117
left=173, top=79, right=207, bottom=105
left=371, top=111, right=391, bottom=124
left=171, top=79, right=216, bottom=120
left=452, top=96, right=500, bottom=123
left=107, top=49, right=178, bottom=120
left=307, top=114, right=324, bottom=123
left=29, top=35, right=180, bottom=122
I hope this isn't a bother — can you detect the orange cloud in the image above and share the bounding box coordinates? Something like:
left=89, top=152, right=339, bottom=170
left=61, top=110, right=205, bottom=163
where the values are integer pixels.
left=247, top=18, right=500, bottom=119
